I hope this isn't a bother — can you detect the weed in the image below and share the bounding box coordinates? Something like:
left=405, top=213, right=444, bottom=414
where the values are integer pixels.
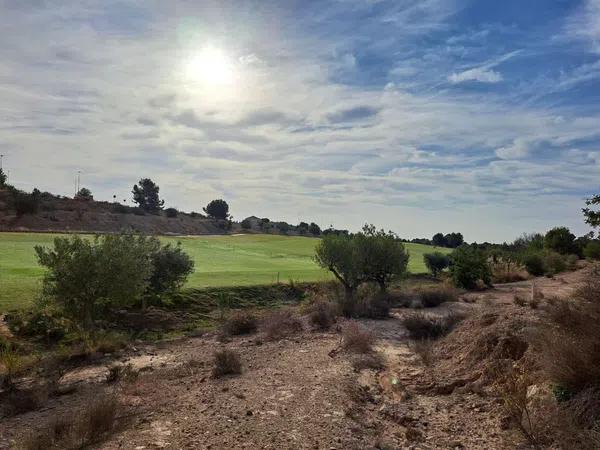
left=342, top=321, right=376, bottom=354
left=403, top=312, right=465, bottom=340
left=221, top=311, right=258, bottom=336
left=350, top=352, right=385, bottom=371
left=513, top=295, right=527, bottom=307
left=410, top=339, right=434, bottom=366
left=418, top=286, right=458, bottom=308
left=308, top=300, right=338, bottom=330
left=212, top=349, right=242, bottom=378
left=262, top=309, right=303, bottom=340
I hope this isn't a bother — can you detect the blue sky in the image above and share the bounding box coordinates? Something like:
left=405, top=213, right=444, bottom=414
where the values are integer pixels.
left=0, top=0, right=599, bottom=242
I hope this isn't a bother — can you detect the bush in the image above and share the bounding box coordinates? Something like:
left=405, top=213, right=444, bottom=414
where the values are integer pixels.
left=566, top=254, right=579, bottom=270
left=308, top=301, right=338, bottom=330
left=342, top=322, right=376, bottom=354
left=241, top=218, right=252, bottom=230
left=146, top=242, right=194, bottom=301
left=403, top=312, right=464, bottom=340
left=355, top=291, right=390, bottom=319
left=449, top=246, right=491, bottom=289
left=584, top=241, right=600, bottom=260
left=423, top=252, right=450, bottom=277
left=262, top=309, right=303, bottom=340
left=418, top=286, right=458, bottom=308
left=5, top=306, right=70, bottom=342
left=165, top=207, right=178, bottom=218
left=543, top=251, right=566, bottom=275
left=221, top=312, right=258, bottom=336
left=523, top=253, right=545, bottom=276
left=544, top=227, right=576, bottom=255
left=212, top=349, right=242, bottom=377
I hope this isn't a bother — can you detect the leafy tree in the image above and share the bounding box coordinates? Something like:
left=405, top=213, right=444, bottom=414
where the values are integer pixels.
left=444, top=232, right=464, bottom=248
left=260, top=218, right=271, bottom=232
left=583, top=195, right=600, bottom=228
left=584, top=241, right=600, bottom=260
left=277, top=222, right=290, bottom=234
left=241, top=218, right=252, bottom=230
left=423, top=252, right=450, bottom=277
left=432, top=233, right=447, bottom=247
left=314, top=234, right=366, bottom=315
left=203, top=199, right=229, bottom=220
left=358, top=224, right=409, bottom=292
left=522, top=253, right=545, bottom=276
left=512, top=232, right=544, bottom=252
left=75, top=187, right=93, bottom=201
left=0, top=168, right=7, bottom=187
left=132, top=178, right=164, bottom=213
left=544, top=227, right=576, bottom=255
left=35, top=235, right=156, bottom=330
left=14, top=191, right=40, bottom=216
left=165, top=207, right=178, bottom=218
left=448, top=246, right=491, bottom=289
left=308, top=222, right=321, bottom=236
left=146, top=242, right=194, bottom=306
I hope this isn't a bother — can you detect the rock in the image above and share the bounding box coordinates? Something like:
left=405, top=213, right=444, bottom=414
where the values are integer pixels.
left=246, top=410, right=253, bottom=416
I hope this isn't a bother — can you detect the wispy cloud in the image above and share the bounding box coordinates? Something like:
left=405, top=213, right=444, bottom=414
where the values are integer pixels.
left=448, top=50, right=521, bottom=84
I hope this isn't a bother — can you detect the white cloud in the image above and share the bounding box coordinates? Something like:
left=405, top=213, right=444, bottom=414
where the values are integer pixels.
left=565, top=0, right=600, bottom=53
left=449, top=67, right=503, bottom=83
left=495, top=139, right=532, bottom=159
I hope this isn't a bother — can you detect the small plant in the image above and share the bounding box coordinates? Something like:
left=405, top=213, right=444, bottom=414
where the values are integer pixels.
left=262, top=309, right=303, bottom=340
left=308, top=300, right=338, bottom=330
left=403, top=312, right=464, bottom=340
left=212, top=349, right=242, bottom=378
left=342, top=321, right=376, bottom=354
left=350, top=352, right=385, bottom=371
left=418, top=286, right=458, bottom=308
left=221, top=312, right=258, bottom=336
left=0, top=345, right=23, bottom=388
left=410, top=339, right=434, bottom=366
left=523, top=253, right=545, bottom=276
left=513, top=294, right=527, bottom=307
left=216, top=292, right=233, bottom=320
left=106, top=364, right=137, bottom=384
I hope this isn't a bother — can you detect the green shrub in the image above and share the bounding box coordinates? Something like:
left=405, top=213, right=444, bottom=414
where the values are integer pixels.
left=146, top=242, right=194, bottom=302
left=565, top=254, right=579, bottom=270
left=544, top=227, right=576, bottom=255
left=241, top=218, right=252, bottom=230
left=5, top=306, right=70, bottom=342
left=543, top=251, right=567, bottom=275
left=523, top=253, right=545, bottom=276
left=583, top=241, right=600, bottom=260
left=448, top=246, right=491, bottom=289
left=423, top=252, right=450, bottom=277
left=164, top=207, right=178, bottom=218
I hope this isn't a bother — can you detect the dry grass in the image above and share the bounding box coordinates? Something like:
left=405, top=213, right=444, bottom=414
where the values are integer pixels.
left=403, top=312, right=465, bottom=340
left=341, top=321, right=376, bottom=354
left=1, top=385, right=49, bottom=417
left=220, top=311, right=258, bottom=336
left=418, top=286, right=458, bottom=308
left=410, top=339, right=434, bottom=366
left=212, top=349, right=242, bottom=378
left=308, top=300, right=338, bottom=330
left=19, top=395, right=119, bottom=450
left=513, top=294, right=527, bottom=307
left=349, top=352, right=385, bottom=372
left=261, top=308, right=303, bottom=340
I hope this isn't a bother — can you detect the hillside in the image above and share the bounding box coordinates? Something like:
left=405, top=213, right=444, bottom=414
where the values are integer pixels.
left=0, top=188, right=233, bottom=235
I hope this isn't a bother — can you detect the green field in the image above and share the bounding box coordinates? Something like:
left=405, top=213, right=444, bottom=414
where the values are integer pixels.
left=0, top=232, right=449, bottom=311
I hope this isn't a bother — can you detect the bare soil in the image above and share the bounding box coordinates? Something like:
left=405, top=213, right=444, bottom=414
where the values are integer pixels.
left=0, top=268, right=589, bottom=449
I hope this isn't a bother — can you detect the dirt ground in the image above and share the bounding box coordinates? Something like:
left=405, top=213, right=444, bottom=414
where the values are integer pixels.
left=0, top=267, right=589, bottom=449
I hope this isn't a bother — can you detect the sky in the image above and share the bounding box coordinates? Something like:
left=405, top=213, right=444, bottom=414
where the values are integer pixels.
left=0, top=0, right=599, bottom=242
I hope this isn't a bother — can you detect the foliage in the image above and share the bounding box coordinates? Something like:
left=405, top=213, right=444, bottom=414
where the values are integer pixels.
left=212, top=349, right=242, bottom=377
left=448, top=246, right=492, bottom=289
left=431, top=232, right=464, bottom=248
left=544, top=227, right=576, bottom=255
left=277, top=221, right=290, bottom=234
left=523, top=253, right=545, bottom=276
left=164, top=207, right=178, bottom=218
left=203, top=199, right=229, bottom=220
left=423, top=252, right=450, bottom=277
left=308, top=222, right=321, bottom=236
left=432, top=233, right=446, bottom=247
left=132, top=178, right=164, bottom=213
left=342, top=321, right=376, bottom=354
left=241, top=218, right=252, bottom=229
left=5, top=306, right=70, bottom=342
left=261, top=308, right=303, bottom=340
left=0, top=168, right=7, bottom=186
left=75, top=188, right=93, bottom=201
left=584, top=241, right=600, bottom=260
left=513, top=232, right=545, bottom=252
left=221, top=311, right=258, bottom=336
left=35, top=234, right=157, bottom=329
left=146, top=242, right=194, bottom=302
left=308, top=300, right=338, bottom=330
left=403, top=312, right=465, bottom=339
left=418, top=286, right=458, bottom=307
left=543, top=251, right=567, bottom=275
left=14, top=191, right=40, bottom=216
left=583, top=194, right=600, bottom=228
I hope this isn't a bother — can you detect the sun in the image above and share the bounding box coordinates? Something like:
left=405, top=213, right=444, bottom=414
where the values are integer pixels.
left=184, top=46, right=236, bottom=86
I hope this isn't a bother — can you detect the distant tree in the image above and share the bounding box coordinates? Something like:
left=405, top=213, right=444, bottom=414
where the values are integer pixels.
left=241, top=218, right=252, bottom=230
left=0, top=168, right=7, bottom=187
left=583, top=194, right=600, bottom=228
left=444, top=232, right=464, bottom=248
left=322, top=228, right=349, bottom=237
left=165, top=207, right=178, bottom=218
left=75, top=187, right=93, bottom=201
left=544, top=227, right=576, bottom=255
left=432, top=233, right=447, bottom=247
left=297, top=222, right=309, bottom=235
left=260, top=218, right=271, bottom=232
left=308, top=222, right=321, bottom=236
left=358, top=224, right=409, bottom=292
left=522, top=253, right=545, bottom=276
left=512, top=232, right=544, bottom=252
left=423, top=252, right=450, bottom=277
left=203, top=199, right=229, bottom=220
left=278, top=222, right=290, bottom=234
left=584, top=241, right=600, bottom=260
left=132, top=178, right=164, bottom=213
left=14, top=191, right=40, bottom=216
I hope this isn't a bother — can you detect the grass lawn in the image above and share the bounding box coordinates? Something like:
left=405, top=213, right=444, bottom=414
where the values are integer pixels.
left=0, top=232, right=450, bottom=311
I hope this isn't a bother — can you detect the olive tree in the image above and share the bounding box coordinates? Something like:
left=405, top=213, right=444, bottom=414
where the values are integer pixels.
left=423, top=252, right=450, bottom=277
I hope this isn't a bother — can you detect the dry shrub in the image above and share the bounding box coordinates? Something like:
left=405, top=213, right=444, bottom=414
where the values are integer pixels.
left=262, top=308, right=303, bottom=340
left=418, top=286, right=458, bottom=308
left=341, top=321, right=375, bottom=354
left=308, top=300, right=338, bottom=330
left=221, top=311, right=258, bottom=336
left=2, top=385, right=49, bottom=416
left=513, top=294, right=527, bottom=307
left=356, top=292, right=390, bottom=319
left=386, top=290, right=414, bottom=308
left=105, top=364, right=137, bottom=384
left=212, top=349, right=242, bottom=378
left=19, top=395, right=118, bottom=450
left=410, top=339, right=434, bottom=366
left=350, top=352, right=385, bottom=371
left=403, top=312, right=464, bottom=340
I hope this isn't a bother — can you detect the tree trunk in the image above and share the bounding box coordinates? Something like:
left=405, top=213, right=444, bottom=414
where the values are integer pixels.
left=342, top=285, right=356, bottom=317
left=378, top=280, right=387, bottom=293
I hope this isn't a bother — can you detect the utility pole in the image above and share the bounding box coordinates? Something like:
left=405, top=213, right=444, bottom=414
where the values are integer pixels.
left=75, top=170, right=81, bottom=196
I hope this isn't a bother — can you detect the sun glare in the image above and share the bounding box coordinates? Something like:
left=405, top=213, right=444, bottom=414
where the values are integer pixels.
left=184, top=46, right=236, bottom=86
